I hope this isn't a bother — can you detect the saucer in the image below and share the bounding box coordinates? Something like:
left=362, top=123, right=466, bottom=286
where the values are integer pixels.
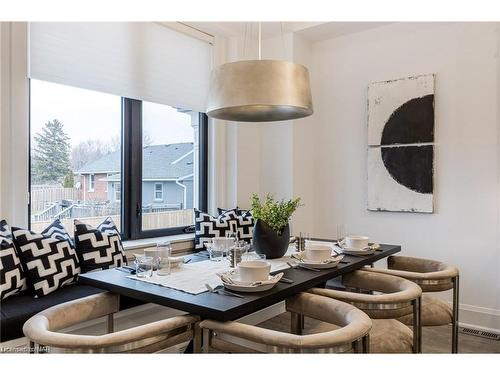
left=217, top=271, right=283, bottom=293
left=339, top=243, right=380, bottom=256
left=292, top=252, right=344, bottom=269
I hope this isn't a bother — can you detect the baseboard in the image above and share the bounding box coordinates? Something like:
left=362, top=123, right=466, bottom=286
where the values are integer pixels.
left=457, top=303, right=500, bottom=333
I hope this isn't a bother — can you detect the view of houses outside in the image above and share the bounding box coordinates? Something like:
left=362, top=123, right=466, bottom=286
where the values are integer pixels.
left=30, top=80, right=196, bottom=234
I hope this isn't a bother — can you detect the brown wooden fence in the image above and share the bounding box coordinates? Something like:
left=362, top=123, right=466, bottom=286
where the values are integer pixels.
left=31, top=209, right=194, bottom=234
left=31, top=186, right=82, bottom=213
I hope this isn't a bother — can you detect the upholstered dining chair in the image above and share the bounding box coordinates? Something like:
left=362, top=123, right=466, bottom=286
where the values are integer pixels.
left=308, top=270, right=423, bottom=353
left=199, top=292, right=372, bottom=353
left=23, top=292, right=200, bottom=353
left=363, top=255, right=459, bottom=353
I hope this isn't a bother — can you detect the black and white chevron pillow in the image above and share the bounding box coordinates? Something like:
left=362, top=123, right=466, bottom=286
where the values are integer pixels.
left=1, top=220, right=28, bottom=300
left=12, top=225, right=80, bottom=298
left=41, top=219, right=74, bottom=247
left=74, top=217, right=127, bottom=272
left=217, top=209, right=254, bottom=242
left=194, top=209, right=254, bottom=250
left=194, top=209, right=235, bottom=250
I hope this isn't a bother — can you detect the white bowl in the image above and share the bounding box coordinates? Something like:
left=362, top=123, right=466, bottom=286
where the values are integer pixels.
left=345, top=235, right=369, bottom=250
left=237, top=260, right=271, bottom=283
left=305, top=245, right=332, bottom=261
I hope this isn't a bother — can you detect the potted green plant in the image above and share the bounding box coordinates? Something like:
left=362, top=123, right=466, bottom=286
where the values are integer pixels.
left=250, top=193, right=301, bottom=259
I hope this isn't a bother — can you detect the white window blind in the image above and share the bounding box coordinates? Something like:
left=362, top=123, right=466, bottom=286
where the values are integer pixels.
left=29, top=22, right=211, bottom=112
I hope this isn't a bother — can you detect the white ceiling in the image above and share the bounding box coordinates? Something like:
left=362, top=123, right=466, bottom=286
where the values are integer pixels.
left=184, top=22, right=393, bottom=42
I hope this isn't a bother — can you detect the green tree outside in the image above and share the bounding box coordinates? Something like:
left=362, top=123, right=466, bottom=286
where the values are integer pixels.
left=31, top=119, right=72, bottom=185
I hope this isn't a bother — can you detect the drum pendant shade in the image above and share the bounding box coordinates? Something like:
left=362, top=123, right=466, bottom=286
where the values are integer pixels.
left=206, top=59, right=313, bottom=122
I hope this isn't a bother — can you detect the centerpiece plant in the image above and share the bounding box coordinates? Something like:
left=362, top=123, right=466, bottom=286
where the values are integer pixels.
left=250, top=193, right=301, bottom=259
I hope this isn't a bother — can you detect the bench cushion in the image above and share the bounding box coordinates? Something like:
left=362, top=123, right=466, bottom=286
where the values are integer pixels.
left=1, top=284, right=145, bottom=342
left=1, top=284, right=102, bottom=342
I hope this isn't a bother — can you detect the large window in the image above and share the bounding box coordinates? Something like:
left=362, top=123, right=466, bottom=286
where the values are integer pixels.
left=30, top=80, right=122, bottom=233
left=30, top=79, right=208, bottom=239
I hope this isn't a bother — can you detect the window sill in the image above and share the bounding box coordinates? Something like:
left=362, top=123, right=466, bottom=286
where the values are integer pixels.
left=122, top=233, right=195, bottom=258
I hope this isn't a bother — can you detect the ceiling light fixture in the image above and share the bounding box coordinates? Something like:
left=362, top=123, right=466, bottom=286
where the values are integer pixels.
left=206, top=22, right=313, bottom=122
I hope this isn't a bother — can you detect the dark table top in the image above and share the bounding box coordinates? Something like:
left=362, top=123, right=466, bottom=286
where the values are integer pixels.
left=79, top=244, right=400, bottom=321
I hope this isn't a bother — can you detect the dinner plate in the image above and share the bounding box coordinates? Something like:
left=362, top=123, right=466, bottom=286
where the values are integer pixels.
left=340, top=243, right=380, bottom=256
left=292, top=252, right=344, bottom=269
left=217, top=271, right=283, bottom=293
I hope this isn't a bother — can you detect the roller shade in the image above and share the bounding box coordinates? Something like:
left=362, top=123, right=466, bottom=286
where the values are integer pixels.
left=29, top=22, right=211, bottom=112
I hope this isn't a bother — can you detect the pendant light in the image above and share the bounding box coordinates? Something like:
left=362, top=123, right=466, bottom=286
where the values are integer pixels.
left=206, top=23, right=313, bottom=122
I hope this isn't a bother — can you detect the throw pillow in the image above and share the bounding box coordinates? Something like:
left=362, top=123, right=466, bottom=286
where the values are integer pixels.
left=74, top=217, right=127, bottom=272
left=12, top=223, right=80, bottom=298
left=194, top=209, right=237, bottom=250
left=0, top=220, right=28, bottom=300
left=194, top=209, right=254, bottom=250
left=41, top=218, right=74, bottom=247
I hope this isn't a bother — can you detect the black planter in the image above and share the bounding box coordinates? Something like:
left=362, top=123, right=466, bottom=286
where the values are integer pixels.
left=252, top=219, right=290, bottom=259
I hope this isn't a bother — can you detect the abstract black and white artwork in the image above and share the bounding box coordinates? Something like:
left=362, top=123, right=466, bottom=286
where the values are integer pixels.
left=367, top=74, right=435, bottom=213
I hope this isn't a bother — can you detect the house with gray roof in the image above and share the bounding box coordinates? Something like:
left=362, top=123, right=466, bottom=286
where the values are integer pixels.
left=76, top=143, right=194, bottom=210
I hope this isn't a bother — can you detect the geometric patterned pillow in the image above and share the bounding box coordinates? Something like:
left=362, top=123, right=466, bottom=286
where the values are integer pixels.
left=0, top=219, right=28, bottom=300
left=217, top=207, right=242, bottom=216
left=217, top=209, right=254, bottom=243
left=74, top=217, right=127, bottom=273
left=41, top=219, right=74, bottom=247
left=12, top=225, right=80, bottom=298
left=194, top=209, right=240, bottom=250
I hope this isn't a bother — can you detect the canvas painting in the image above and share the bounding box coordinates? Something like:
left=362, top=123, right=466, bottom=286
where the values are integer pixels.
left=367, top=74, right=435, bottom=213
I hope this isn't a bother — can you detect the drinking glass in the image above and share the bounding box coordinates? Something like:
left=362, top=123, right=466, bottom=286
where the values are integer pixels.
left=206, top=240, right=223, bottom=262
left=244, top=252, right=266, bottom=262
left=135, top=256, right=154, bottom=278
left=336, top=224, right=345, bottom=245
left=156, top=242, right=172, bottom=276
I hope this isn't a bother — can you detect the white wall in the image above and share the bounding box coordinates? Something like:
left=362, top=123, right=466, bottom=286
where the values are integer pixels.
left=309, top=22, right=500, bottom=330
left=0, top=22, right=29, bottom=226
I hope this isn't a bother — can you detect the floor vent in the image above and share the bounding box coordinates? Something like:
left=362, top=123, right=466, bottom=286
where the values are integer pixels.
left=459, top=327, right=500, bottom=341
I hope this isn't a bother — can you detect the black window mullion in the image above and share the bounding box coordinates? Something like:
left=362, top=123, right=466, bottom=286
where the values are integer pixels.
left=122, top=98, right=142, bottom=240
left=198, top=113, right=209, bottom=213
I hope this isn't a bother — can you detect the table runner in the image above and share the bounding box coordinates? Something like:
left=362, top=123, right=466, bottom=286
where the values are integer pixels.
left=127, top=251, right=293, bottom=295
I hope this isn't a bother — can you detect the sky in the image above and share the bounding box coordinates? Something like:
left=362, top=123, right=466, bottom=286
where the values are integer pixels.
left=30, top=79, right=194, bottom=148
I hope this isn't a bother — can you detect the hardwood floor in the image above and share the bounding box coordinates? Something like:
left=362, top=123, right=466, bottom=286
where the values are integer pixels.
left=258, top=313, right=500, bottom=353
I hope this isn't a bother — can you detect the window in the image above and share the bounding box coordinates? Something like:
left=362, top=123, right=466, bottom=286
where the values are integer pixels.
left=114, top=183, right=121, bottom=202
left=30, top=80, right=208, bottom=240
left=88, top=174, right=95, bottom=192
left=29, top=79, right=122, bottom=234
left=154, top=183, right=163, bottom=201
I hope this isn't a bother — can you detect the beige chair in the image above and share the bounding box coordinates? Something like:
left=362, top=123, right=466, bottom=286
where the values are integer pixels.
left=199, top=292, right=372, bottom=353
left=23, top=292, right=200, bottom=353
left=364, top=255, right=459, bottom=353
left=308, top=270, right=422, bottom=353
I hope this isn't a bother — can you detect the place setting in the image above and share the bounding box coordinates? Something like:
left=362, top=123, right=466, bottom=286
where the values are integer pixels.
left=291, top=243, right=344, bottom=269
left=334, top=226, right=380, bottom=256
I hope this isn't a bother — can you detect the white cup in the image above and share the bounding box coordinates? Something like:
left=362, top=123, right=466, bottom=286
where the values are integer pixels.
left=345, top=235, right=369, bottom=250
left=237, top=260, right=271, bottom=283
left=305, top=245, right=332, bottom=261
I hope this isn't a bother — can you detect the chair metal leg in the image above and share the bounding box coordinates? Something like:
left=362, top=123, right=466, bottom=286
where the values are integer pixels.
left=29, top=340, right=35, bottom=354
left=107, top=313, right=114, bottom=333
left=452, top=275, right=460, bottom=353
left=291, top=312, right=303, bottom=335
left=202, top=328, right=211, bottom=353
left=193, top=322, right=202, bottom=353
left=352, top=339, right=362, bottom=353
left=412, top=297, right=421, bottom=353
left=362, top=335, right=370, bottom=353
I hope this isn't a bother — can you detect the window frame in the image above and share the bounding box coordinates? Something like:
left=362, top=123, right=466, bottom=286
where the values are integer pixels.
left=122, top=98, right=208, bottom=240
left=88, top=174, right=95, bottom=192
left=28, top=81, right=208, bottom=240
left=114, top=182, right=121, bottom=202
left=154, top=182, right=163, bottom=201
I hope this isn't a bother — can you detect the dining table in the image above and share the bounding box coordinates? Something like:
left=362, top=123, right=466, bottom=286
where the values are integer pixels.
left=78, top=241, right=401, bottom=352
